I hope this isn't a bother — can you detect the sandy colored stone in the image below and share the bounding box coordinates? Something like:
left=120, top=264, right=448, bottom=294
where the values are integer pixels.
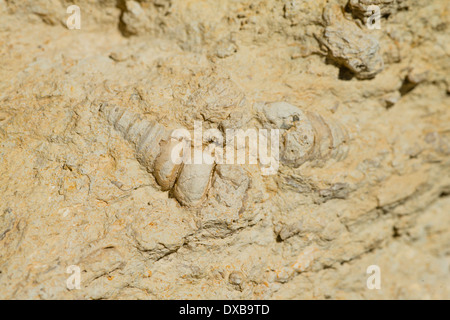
left=0, top=0, right=449, bottom=300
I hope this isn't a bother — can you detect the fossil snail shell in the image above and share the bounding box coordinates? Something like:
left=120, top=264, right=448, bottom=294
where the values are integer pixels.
left=282, top=111, right=349, bottom=167
left=100, top=103, right=212, bottom=207
left=100, top=102, right=349, bottom=206
left=153, top=138, right=186, bottom=191
left=173, top=158, right=215, bottom=207
left=100, top=103, right=169, bottom=172
left=257, top=102, right=349, bottom=168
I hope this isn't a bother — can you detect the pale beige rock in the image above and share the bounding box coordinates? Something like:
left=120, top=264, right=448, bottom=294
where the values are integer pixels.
left=0, top=0, right=449, bottom=301
left=320, top=4, right=384, bottom=79
left=120, top=1, right=153, bottom=36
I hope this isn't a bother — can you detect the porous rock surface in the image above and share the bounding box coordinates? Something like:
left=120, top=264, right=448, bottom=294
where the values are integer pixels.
left=0, top=0, right=449, bottom=299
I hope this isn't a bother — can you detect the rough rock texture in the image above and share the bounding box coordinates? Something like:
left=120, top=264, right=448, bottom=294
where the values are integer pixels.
left=348, top=0, right=410, bottom=24
left=0, top=0, right=449, bottom=299
left=320, top=4, right=385, bottom=79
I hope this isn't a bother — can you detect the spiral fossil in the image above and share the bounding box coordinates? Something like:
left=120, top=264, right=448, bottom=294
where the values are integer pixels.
left=100, top=102, right=349, bottom=207
left=256, top=101, right=350, bottom=168
left=100, top=103, right=214, bottom=207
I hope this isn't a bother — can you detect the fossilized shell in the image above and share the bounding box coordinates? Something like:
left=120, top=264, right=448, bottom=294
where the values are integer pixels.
left=100, top=103, right=215, bottom=207
left=153, top=137, right=186, bottom=191
left=282, top=111, right=349, bottom=167
left=326, top=117, right=349, bottom=161
left=307, top=112, right=334, bottom=160
left=173, top=158, right=215, bottom=207
left=257, top=102, right=349, bottom=168
left=100, top=103, right=169, bottom=172
left=281, top=114, right=316, bottom=168
left=255, top=101, right=309, bottom=129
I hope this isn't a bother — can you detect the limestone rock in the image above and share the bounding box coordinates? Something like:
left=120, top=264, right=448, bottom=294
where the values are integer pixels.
left=320, top=4, right=384, bottom=79
left=348, top=0, right=409, bottom=24
left=0, top=0, right=448, bottom=300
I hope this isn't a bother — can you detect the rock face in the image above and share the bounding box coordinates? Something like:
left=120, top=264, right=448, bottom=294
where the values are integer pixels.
left=348, top=0, right=410, bottom=23
left=320, top=4, right=385, bottom=79
left=0, top=0, right=449, bottom=300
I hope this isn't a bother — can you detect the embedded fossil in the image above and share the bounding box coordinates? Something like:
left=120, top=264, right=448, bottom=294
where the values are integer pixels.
left=100, top=102, right=349, bottom=206
left=348, top=0, right=408, bottom=24
left=101, top=103, right=168, bottom=171
left=173, top=157, right=215, bottom=207
left=99, top=103, right=214, bottom=207
left=256, top=101, right=350, bottom=168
